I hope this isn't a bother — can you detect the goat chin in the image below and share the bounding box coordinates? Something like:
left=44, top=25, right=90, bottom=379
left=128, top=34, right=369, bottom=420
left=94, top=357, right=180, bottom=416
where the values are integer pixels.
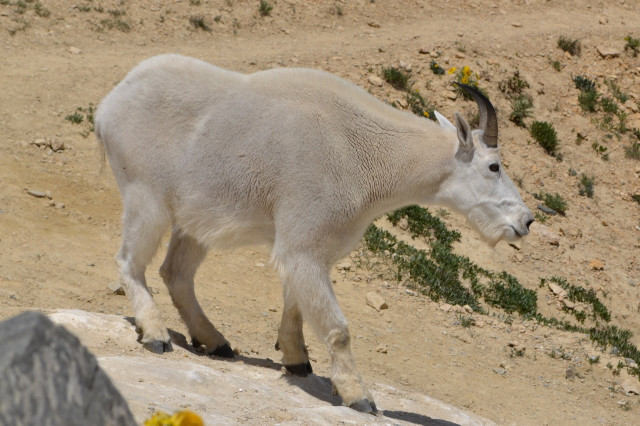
left=467, top=212, right=512, bottom=248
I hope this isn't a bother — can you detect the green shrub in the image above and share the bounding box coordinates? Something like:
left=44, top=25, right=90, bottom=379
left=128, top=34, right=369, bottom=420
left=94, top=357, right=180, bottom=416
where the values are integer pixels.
left=406, top=89, right=436, bottom=121
left=534, top=192, right=567, bottom=215
left=558, top=36, right=581, bottom=56
left=605, top=80, right=629, bottom=104
left=499, top=70, right=529, bottom=96
left=429, top=60, right=445, bottom=75
left=625, top=35, right=639, bottom=57
left=189, top=15, right=211, bottom=31
left=551, top=60, right=562, bottom=71
left=509, top=94, right=533, bottom=128
left=578, top=90, right=599, bottom=112
left=65, top=112, right=83, bottom=124
left=259, top=0, right=272, bottom=16
left=382, top=66, right=411, bottom=91
left=573, top=75, right=596, bottom=92
left=578, top=174, right=595, bottom=198
left=530, top=121, right=559, bottom=155
left=599, top=96, right=618, bottom=114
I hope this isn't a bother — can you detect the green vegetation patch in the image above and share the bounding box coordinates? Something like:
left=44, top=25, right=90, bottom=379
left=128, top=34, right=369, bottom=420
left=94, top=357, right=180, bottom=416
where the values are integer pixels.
left=382, top=66, right=411, bottom=91
left=530, top=121, right=559, bottom=155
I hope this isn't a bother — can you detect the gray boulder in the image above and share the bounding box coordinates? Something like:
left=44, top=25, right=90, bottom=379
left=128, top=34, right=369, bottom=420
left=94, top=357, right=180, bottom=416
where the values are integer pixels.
left=0, top=311, right=136, bottom=426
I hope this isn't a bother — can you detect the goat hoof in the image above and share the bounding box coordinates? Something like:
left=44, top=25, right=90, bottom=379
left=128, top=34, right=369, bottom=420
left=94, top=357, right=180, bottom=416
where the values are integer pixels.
left=143, top=340, right=172, bottom=354
left=285, top=361, right=313, bottom=377
left=210, top=342, right=235, bottom=358
left=349, top=398, right=377, bottom=414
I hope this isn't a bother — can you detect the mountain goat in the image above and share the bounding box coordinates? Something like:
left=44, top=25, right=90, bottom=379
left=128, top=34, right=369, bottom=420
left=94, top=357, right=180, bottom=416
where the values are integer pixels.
left=95, top=54, right=533, bottom=413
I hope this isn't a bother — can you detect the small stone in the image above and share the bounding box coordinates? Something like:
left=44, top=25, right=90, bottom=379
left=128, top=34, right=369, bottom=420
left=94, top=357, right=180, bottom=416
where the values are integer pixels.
left=562, top=299, right=576, bottom=310
left=366, top=292, right=388, bottom=311
left=398, top=61, right=411, bottom=72
left=376, top=344, right=388, bottom=354
left=368, top=75, right=383, bottom=87
left=443, top=90, right=457, bottom=101
left=599, top=16, right=608, bottom=24
left=548, top=282, right=567, bottom=299
left=596, top=46, right=621, bottom=58
left=589, top=259, right=605, bottom=271
left=27, top=190, right=46, bottom=198
left=440, top=303, right=452, bottom=312
left=49, top=137, right=64, bottom=152
left=493, top=368, right=506, bottom=376
left=622, top=378, right=640, bottom=395
left=396, top=98, right=408, bottom=109
left=69, top=47, right=82, bottom=54
left=565, top=368, right=575, bottom=380
left=532, top=223, right=560, bottom=245
left=419, top=47, right=430, bottom=54
left=337, top=261, right=352, bottom=271
left=367, top=21, right=380, bottom=28
left=537, top=204, right=557, bottom=216
left=454, top=52, right=465, bottom=59
left=108, top=281, right=125, bottom=296
left=511, top=22, right=523, bottom=27
left=149, top=287, right=159, bottom=295
left=463, top=305, right=473, bottom=314
left=32, top=138, right=47, bottom=147
left=268, top=307, right=277, bottom=312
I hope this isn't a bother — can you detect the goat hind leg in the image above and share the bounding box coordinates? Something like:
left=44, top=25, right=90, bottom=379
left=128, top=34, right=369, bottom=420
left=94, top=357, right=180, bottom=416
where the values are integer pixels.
left=117, top=191, right=170, bottom=354
left=160, top=230, right=233, bottom=358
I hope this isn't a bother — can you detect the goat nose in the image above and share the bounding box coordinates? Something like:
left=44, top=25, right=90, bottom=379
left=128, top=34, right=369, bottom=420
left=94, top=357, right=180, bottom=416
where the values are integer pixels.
left=526, top=218, right=534, bottom=230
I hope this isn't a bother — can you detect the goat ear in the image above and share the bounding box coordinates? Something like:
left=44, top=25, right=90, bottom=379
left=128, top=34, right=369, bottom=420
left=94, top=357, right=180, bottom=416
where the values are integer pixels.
left=434, top=110, right=456, bottom=132
left=454, top=112, right=474, bottom=161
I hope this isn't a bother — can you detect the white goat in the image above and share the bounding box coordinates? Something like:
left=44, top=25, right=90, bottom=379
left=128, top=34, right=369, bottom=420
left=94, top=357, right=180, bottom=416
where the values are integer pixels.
left=95, top=54, right=533, bottom=413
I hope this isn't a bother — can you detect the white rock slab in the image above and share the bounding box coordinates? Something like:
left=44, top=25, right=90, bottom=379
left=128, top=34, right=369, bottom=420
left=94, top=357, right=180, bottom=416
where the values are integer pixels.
left=49, top=309, right=493, bottom=425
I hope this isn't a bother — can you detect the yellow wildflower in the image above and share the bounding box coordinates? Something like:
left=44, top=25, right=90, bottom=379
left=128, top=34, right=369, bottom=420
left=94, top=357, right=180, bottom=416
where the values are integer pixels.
left=447, top=67, right=457, bottom=74
left=423, top=111, right=430, bottom=117
left=461, top=76, right=469, bottom=85
left=462, top=65, right=471, bottom=76
left=145, top=411, right=204, bottom=426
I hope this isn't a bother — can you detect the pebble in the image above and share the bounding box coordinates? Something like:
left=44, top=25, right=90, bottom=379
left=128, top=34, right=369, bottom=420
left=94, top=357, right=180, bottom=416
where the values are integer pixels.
left=537, top=204, right=557, bottom=216
left=493, top=368, right=506, bottom=376
left=108, top=281, right=125, bottom=296
left=376, top=344, right=388, bottom=354
left=596, top=46, right=621, bottom=58
left=565, top=368, right=575, bottom=380
left=419, top=47, right=430, bottom=54
left=366, top=291, right=388, bottom=311
left=337, top=261, right=352, bottom=271
left=589, top=259, right=605, bottom=271
left=27, top=190, right=47, bottom=198
left=440, top=303, right=452, bottom=312
left=368, top=75, right=383, bottom=87
left=69, top=46, right=82, bottom=54
left=622, top=378, right=640, bottom=395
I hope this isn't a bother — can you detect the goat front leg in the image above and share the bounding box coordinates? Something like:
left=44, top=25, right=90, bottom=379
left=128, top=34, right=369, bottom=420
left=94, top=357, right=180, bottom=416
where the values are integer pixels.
left=275, top=298, right=312, bottom=376
left=279, top=255, right=376, bottom=413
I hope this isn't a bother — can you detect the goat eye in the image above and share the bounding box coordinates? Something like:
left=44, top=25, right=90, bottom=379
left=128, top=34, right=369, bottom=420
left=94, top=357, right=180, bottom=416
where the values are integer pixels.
left=489, top=163, right=500, bottom=173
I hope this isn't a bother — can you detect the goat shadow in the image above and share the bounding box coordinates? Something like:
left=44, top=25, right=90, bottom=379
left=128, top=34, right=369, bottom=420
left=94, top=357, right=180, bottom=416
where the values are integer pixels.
left=124, top=319, right=461, bottom=426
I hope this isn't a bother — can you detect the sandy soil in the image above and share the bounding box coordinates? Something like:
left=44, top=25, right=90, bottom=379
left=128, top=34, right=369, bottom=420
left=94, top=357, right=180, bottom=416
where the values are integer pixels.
left=1, top=0, right=640, bottom=424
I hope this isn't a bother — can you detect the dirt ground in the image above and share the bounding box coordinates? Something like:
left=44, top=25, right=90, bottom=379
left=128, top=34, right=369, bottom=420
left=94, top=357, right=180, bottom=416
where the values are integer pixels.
left=1, top=0, right=640, bottom=424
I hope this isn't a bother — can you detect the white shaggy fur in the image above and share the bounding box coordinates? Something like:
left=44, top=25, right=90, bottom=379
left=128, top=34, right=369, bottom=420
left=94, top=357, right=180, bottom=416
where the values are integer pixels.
left=95, top=54, right=533, bottom=412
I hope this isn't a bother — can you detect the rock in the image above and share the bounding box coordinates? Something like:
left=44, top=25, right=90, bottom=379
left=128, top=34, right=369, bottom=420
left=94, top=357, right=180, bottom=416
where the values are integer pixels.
left=589, top=259, right=605, bottom=271
left=463, top=305, right=473, bottom=314
left=108, top=281, right=125, bottom=295
left=366, top=291, right=388, bottom=311
left=596, top=46, right=621, bottom=58
left=442, top=90, right=457, bottom=101
left=0, top=312, right=136, bottom=426
left=396, top=98, right=408, bottom=108
left=27, top=190, right=46, bottom=198
left=337, top=261, right=352, bottom=271
left=493, top=368, right=506, bottom=376
left=368, top=75, right=383, bottom=87
left=548, top=282, right=567, bottom=299
left=565, top=368, right=575, bottom=380
left=511, top=22, right=522, bottom=27
left=419, top=47, right=430, bottom=54
left=376, top=344, right=388, bottom=354
left=537, top=204, right=557, bottom=216
left=562, top=299, right=575, bottom=310
left=531, top=223, right=560, bottom=245
left=599, top=16, right=608, bottom=24
left=398, top=61, right=411, bottom=72
left=440, top=303, right=452, bottom=312
left=49, top=137, right=65, bottom=152
left=69, top=46, right=82, bottom=54
left=367, top=21, right=380, bottom=28
left=622, top=378, right=640, bottom=395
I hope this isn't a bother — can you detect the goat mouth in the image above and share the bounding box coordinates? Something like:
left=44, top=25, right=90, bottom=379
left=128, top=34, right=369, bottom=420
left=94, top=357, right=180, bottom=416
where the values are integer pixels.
left=512, top=226, right=528, bottom=238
